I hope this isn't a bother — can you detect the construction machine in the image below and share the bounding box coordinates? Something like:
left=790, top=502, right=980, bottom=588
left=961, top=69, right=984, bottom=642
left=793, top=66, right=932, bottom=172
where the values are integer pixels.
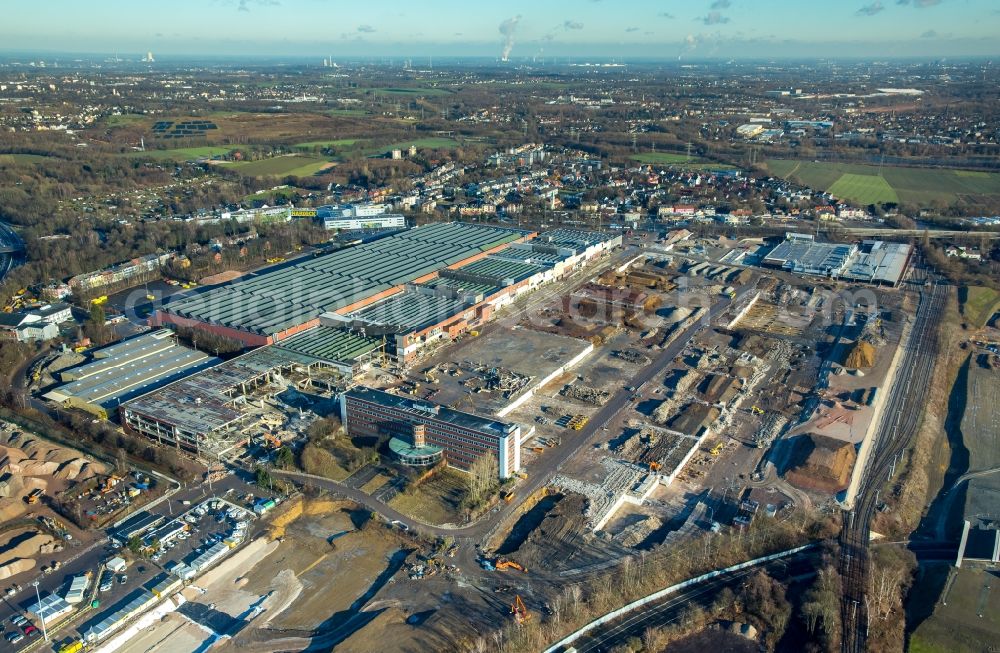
left=750, top=405, right=764, bottom=415
left=262, top=433, right=282, bottom=450
left=99, top=475, right=123, bottom=495
left=510, top=595, right=530, bottom=623
left=709, top=442, right=724, bottom=456
left=496, top=559, right=528, bottom=573
left=649, top=461, right=662, bottom=472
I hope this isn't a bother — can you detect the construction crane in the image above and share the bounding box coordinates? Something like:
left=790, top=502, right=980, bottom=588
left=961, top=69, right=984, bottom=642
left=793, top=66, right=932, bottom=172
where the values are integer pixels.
left=510, top=595, right=530, bottom=623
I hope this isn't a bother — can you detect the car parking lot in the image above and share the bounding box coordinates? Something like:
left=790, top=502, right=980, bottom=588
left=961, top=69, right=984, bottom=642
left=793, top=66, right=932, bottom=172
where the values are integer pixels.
left=148, top=497, right=255, bottom=572
left=0, top=467, right=267, bottom=652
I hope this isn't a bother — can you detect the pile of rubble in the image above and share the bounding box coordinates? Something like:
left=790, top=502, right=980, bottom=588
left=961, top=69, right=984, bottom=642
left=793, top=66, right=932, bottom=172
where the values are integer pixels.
left=752, top=412, right=788, bottom=449
left=859, top=316, right=887, bottom=348
left=614, top=515, right=663, bottom=548
left=712, top=356, right=769, bottom=432
left=561, top=383, right=611, bottom=406
left=652, top=369, right=702, bottom=425
left=614, top=349, right=651, bottom=366
left=551, top=459, right=645, bottom=529
left=463, top=365, right=533, bottom=398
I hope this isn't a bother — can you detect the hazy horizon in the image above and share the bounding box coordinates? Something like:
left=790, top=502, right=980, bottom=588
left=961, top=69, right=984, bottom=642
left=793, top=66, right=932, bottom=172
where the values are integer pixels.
left=2, top=0, right=998, bottom=61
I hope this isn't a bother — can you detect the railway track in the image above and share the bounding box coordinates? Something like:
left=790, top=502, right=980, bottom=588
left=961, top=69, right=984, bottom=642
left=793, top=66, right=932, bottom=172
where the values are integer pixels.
left=839, top=278, right=946, bottom=653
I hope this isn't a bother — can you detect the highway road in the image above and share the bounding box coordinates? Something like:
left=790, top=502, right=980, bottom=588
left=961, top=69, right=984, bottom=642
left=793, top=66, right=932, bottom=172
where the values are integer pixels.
left=838, top=274, right=946, bottom=653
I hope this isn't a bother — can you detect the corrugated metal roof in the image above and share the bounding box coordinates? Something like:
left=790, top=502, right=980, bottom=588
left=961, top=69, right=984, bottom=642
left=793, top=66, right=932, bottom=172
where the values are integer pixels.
left=161, top=222, right=528, bottom=335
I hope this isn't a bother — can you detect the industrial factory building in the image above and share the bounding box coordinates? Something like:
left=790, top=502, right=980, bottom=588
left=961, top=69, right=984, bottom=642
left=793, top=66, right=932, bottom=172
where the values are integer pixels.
left=762, top=233, right=857, bottom=277
left=154, top=222, right=535, bottom=346
left=120, top=326, right=383, bottom=458
left=101, top=224, right=620, bottom=458
left=761, top=233, right=911, bottom=286
left=43, top=330, right=219, bottom=419
left=340, top=386, right=522, bottom=478
left=331, top=226, right=622, bottom=362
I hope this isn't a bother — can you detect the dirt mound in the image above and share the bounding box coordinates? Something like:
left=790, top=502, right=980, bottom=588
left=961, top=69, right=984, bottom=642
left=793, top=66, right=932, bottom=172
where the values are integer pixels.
left=0, top=428, right=106, bottom=484
left=77, top=463, right=103, bottom=482
left=17, top=460, right=59, bottom=476
left=0, top=448, right=27, bottom=467
left=54, top=458, right=89, bottom=480
left=783, top=434, right=857, bottom=493
left=844, top=341, right=876, bottom=368
left=0, top=531, right=55, bottom=567
left=0, top=558, right=34, bottom=580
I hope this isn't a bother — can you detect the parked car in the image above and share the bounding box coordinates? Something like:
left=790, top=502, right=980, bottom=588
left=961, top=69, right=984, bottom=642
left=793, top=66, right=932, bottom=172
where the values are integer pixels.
left=5, top=632, right=24, bottom=644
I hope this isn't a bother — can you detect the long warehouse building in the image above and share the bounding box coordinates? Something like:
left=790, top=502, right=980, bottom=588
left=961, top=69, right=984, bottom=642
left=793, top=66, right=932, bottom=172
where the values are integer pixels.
left=153, top=222, right=535, bottom=346
left=43, top=330, right=219, bottom=419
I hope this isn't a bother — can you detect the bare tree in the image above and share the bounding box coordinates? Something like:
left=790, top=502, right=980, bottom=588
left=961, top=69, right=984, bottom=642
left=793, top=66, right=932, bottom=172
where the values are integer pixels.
left=568, top=584, right=582, bottom=617
left=467, top=452, right=498, bottom=505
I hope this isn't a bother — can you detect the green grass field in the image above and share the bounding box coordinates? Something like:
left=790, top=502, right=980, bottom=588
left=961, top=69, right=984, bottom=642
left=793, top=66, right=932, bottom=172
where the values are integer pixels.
left=960, top=285, right=1000, bottom=328
left=357, top=137, right=461, bottom=157
left=136, top=146, right=235, bottom=161
left=294, top=138, right=363, bottom=150
left=104, top=114, right=147, bottom=127
left=0, top=153, right=57, bottom=165
left=631, top=153, right=695, bottom=164
left=388, top=137, right=460, bottom=150
left=766, top=159, right=1000, bottom=206
left=218, top=154, right=333, bottom=178
left=827, top=173, right=899, bottom=205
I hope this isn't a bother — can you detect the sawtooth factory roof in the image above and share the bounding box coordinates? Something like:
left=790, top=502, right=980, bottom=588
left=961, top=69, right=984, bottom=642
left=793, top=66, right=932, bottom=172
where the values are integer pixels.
left=159, top=222, right=529, bottom=336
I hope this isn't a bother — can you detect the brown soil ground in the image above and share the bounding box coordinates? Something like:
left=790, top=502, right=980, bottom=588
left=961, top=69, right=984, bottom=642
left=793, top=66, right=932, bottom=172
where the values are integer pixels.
left=244, top=499, right=402, bottom=631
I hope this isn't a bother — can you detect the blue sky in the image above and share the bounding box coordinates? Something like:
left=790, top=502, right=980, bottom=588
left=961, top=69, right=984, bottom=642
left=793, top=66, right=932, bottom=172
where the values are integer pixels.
left=2, top=0, right=998, bottom=59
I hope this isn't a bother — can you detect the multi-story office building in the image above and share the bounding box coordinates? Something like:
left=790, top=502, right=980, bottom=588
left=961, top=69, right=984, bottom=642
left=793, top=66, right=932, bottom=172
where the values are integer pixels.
left=340, top=386, right=521, bottom=478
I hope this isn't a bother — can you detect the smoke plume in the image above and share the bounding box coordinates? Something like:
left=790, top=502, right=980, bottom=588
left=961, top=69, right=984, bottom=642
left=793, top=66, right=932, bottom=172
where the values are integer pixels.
left=500, top=15, right=521, bottom=61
